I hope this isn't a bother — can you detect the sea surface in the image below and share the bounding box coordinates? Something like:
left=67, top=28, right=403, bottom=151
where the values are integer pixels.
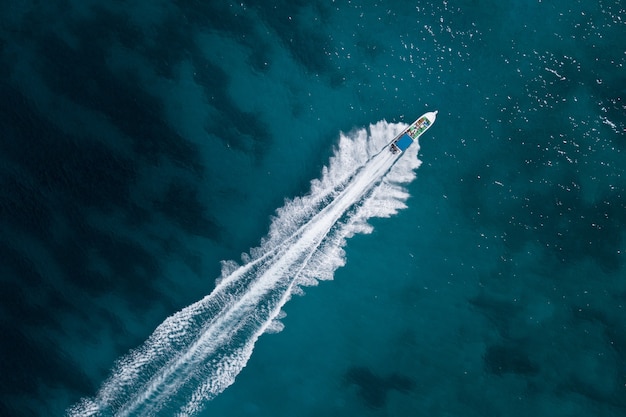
left=1, top=1, right=625, bottom=416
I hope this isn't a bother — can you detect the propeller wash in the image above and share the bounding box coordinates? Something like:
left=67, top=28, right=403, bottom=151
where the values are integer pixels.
left=68, top=113, right=437, bottom=417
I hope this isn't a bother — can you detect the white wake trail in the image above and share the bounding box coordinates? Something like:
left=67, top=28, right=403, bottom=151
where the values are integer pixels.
left=67, top=120, right=420, bottom=417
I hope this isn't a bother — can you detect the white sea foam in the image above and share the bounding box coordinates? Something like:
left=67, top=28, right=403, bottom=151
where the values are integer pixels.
left=67, top=120, right=422, bottom=417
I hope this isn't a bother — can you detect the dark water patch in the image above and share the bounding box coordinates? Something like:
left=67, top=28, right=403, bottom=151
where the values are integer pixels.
left=458, top=114, right=624, bottom=273
left=39, top=143, right=136, bottom=209
left=172, top=1, right=274, bottom=75
left=251, top=1, right=333, bottom=77
left=571, top=304, right=609, bottom=326
left=553, top=192, right=624, bottom=272
left=0, top=229, right=171, bottom=405
left=141, top=12, right=196, bottom=80
left=164, top=0, right=275, bottom=79
left=560, top=374, right=626, bottom=411
left=154, top=181, right=220, bottom=239
left=0, top=243, right=74, bottom=327
left=0, top=16, right=216, bottom=312
left=187, top=251, right=203, bottom=277
left=606, top=326, right=626, bottom=364
left=0, top=240, right=104, bottom=408
left=91, top=6, right=144, bottom=51
left=0, top=197, right=162, bottom=306
left=18, top=1, right=295, bottom=163
left=191, top=54, right=272, bottom=159
left=484, top=343, right=539, bottom=376
left=354, top=35, right=387, bottom=62
left=0, top=280, right=47, bottom=328
left=21, top=136, right=135, bottom=210
left=246, top=38, right=275, bottom=75
left=0, top=77, right=165, bottom=297
left=53, top=220, right=162, bottom=304
left=205, top=107, right=271, bottom=160
left=572, top=303, right=626, bottom=369
left=469, top=293, right=522, bottom=338
left=0, top=171, right=52, bottom=240
left=0, top=401, right=29, bottom=417
left=176, top=1, right=254, bottom=34
left=344, top=366, right=414, bottom=409
left=0, top=318, right=93, bottom=408
left=33, top=22, right=202, bottom=174
left=0, top=173, right=162, bottom=306
left=0, top=75, right=137, bottom=210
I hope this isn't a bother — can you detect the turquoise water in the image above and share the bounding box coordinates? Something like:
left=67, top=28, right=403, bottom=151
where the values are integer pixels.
left=0, top=1, right=625, bottom=416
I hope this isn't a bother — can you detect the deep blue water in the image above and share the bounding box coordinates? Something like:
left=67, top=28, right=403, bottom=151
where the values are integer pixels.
left=1, top=1, right=625, bottom=416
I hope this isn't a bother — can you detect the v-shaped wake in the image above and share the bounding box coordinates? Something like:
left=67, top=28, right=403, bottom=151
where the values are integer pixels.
left=67, top=120, right=422, bottom=417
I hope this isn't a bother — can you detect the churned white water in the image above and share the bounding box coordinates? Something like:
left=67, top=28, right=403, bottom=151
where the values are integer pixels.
left=67, top=121, right=422, bottom=417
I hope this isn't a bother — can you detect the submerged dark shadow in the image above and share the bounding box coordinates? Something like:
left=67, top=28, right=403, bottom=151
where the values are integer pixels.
left=344, top=366, right=414, bottom=409
left=484, top=344, right=539, bottom=376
